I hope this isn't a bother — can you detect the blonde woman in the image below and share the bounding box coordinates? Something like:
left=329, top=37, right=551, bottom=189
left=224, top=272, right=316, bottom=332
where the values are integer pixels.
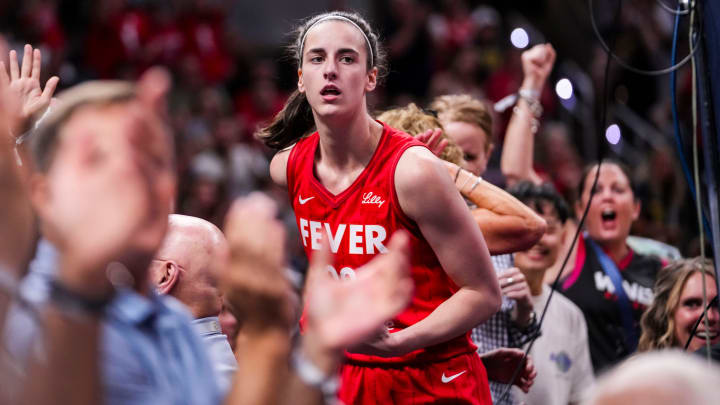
left=639, top=257, right=719, bottom=352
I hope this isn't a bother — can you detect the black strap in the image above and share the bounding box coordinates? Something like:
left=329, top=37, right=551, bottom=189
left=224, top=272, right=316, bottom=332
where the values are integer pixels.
left=49, top=279, right=113, bottom=316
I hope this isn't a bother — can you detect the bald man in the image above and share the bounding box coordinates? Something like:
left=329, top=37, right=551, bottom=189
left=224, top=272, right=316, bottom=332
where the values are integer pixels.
left=149, top=214, right=237, bottom=394
left=586, top=351, right=720, bottom=405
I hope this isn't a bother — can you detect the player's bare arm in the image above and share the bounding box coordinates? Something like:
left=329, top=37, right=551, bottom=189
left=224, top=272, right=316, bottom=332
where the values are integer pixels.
left=416, top=128, right=546, bottom=254
left=355, top=146, right=501, bottom=356
left=269, top=146, right=294, bottom=187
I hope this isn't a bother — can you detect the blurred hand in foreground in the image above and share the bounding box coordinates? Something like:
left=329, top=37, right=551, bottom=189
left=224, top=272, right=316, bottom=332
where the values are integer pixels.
left=305, top=231, right=413, bottom=356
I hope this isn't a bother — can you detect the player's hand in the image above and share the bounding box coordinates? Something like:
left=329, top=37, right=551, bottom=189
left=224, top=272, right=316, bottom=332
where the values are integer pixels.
left=520, top=43, right=556, bottom=93
left=0, top=44, right=59, bottom=135
left=481, top=348, right=536, bottom=392
left=220, top=192, right=296, bottom=335
left=348, top=328, right=406, bottom=357
left=499, top=267, right=534, bottom=326
left=415, top=128, right=448, bottom=158
left=304, top=231, right=413, bottom=354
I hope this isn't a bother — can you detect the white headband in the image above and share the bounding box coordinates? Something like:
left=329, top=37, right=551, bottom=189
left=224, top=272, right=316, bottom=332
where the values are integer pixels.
left=299, top=15, right=374, bottom=67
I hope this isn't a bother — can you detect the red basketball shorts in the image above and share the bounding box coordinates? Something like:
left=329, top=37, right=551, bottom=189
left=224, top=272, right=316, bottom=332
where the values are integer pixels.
left=338, top=352, right=492, bottom=405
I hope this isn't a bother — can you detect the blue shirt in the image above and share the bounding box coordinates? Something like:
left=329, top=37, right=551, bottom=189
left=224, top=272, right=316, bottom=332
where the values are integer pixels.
left=4, top=240, right=223, bottom=405
left=3, top=238, right=57, bottom=365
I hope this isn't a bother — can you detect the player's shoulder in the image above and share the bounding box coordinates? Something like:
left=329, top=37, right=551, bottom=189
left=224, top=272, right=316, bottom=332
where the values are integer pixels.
left=393, top=145, right=457, bottom=221
left=395, top=146, right=444, bottom=187
left=269, top=144, right=295, bottom=187
left=394, top=147, right=452, bottom=211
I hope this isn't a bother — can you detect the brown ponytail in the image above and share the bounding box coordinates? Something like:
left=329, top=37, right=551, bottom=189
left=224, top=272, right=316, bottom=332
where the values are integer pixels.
left=257, top=90, right=315, bottom=150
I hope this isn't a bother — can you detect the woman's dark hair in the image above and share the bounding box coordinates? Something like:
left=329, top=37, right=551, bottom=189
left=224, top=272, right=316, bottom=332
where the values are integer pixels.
left=576, top=159, right=637, bottom=202
left=507, top=181, right=570, bottom=224
left=257, top=11, right=387, bottom=150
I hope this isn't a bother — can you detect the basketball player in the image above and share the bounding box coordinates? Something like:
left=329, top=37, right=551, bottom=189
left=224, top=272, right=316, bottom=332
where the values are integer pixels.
left=259, top=10, right=501, bottom=405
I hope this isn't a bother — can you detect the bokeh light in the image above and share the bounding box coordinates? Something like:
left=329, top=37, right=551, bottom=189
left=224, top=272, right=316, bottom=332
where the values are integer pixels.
left=555, top=78, right=573, bottom=100
left=510, top=28, right=529, bottom=49
left=606, top=124, right=621, bottom=145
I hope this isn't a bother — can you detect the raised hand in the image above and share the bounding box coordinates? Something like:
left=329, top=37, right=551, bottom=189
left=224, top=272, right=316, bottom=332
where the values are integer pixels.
left=304, top=231, right=413, bottom=355
left=481, top=348, right=536, bottom=393
left=0, top=81, right=34, bottom=275
left=414, top=128, right=448, bottom=158
left=520, top=43, right=556, bottom=93
left=0, top=44, right=59, bottom=135
left=220, top=192, right=296, bottom=333
left=498, top=267, right=534, bottom=327
left=136, top=66, right=171, bottom=119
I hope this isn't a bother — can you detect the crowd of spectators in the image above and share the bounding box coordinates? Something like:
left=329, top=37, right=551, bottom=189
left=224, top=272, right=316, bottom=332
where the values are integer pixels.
left=2, top=2, right=720, bottom=405
left=0, top=0, right=704, bottom=266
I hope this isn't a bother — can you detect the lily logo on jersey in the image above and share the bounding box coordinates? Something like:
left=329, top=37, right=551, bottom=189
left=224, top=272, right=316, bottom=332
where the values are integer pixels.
left=298, top=195, right=315, bottom=205
left=441, top=370, right=466, bottom=383
left=362, top=192, right=385, bottom=208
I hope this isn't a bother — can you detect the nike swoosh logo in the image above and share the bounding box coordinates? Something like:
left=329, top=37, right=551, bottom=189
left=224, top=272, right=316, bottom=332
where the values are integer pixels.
left=441, top=370, right=467, bottom=383
left=298, top=195, right=315, bottom=205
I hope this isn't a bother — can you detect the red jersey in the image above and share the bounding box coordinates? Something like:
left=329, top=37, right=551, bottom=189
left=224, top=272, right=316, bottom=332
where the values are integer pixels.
left=287, top=122, right=477, bottom=364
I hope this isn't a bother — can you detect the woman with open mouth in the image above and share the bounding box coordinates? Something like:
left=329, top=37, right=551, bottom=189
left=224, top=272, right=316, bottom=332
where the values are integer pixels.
left=639, top=257, right=719, bottom=353
left=555, top=160, right=663, bottom=373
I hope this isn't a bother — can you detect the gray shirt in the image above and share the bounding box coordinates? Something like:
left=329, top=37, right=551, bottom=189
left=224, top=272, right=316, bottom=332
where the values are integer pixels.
left=514, top=286, right=594, bottom=404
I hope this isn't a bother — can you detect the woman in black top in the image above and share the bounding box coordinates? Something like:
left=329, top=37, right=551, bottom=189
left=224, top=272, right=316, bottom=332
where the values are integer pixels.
left=558, top=160, right=662, bottom=372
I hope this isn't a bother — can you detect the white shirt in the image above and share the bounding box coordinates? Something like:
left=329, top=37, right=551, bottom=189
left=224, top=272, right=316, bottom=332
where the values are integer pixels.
left=514, top=286, right=594, bottom=405
left=192, top=316, right=238, bottom=396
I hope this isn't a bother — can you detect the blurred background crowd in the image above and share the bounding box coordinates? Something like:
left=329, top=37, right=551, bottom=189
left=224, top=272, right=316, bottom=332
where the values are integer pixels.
left=0, top=0, right=701, bottom=266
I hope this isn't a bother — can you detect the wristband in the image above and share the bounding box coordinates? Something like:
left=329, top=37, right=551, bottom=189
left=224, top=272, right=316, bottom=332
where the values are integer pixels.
left=458, top=172, right=473, bottom=191
left=524, top=310, right=537, bottom=329
left=14, top=130, right=32, bottom=146
left=469, top=176, right=483, bottom=193
left=454, top=167, right=462, bottom=183
left=512, top=106, right=541, bottom=135
left=290, top=347, right=340, bottom=403
left=512, top=308, right=537, bottom=330
left=49, top=279, right=113, bottom=318
left=493, top=89, right=543, bottom=123
left=517, top=89, right=543, bottom=118
left=518, top=88, right=540, bottom=101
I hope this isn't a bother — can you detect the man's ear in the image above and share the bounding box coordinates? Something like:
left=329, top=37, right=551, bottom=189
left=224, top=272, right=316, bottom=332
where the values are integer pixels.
left=297, top=69, right=305, bottom=94
left=365, top=67, right=378, bottom=92
left=156, top=260, right=180, bottom=295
